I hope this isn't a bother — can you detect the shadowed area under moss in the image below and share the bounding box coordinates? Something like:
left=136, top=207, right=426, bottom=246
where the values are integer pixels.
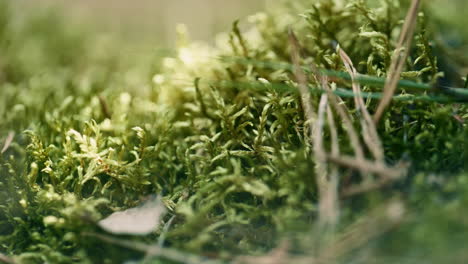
left=0, top=0, right=467, bottom=263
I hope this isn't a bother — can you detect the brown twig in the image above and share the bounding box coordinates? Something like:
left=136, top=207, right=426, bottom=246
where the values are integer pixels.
left=337, top=47, right=384, bottom=162
left=341, top=175, right=399, bottom=197
left=83, top=232, right=223, bottom=264
left=293, top=38, right=364, bottom=163
left=315, top=94, right=339, bottom=225
left=321, top=79, right=365, bottom=160
left=314, top=94, right=328, bottom=160
left=288, top=28, right=317, bottom=137
left=290, top=29, right=340, bottom=226
left=374, top=0, right=421, bottom=124
left=326, top=105, right=340, bottom=223
left=326, top=154, right=405, bottom=180
left=326, top=106, right=340, bottom=157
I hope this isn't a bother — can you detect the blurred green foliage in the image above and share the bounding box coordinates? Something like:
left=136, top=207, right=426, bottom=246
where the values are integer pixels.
left=0, top=0, right=467, bottom=263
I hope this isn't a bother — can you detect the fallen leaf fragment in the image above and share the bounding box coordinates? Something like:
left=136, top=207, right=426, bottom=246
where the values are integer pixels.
left=98, top=196, right=166, bottom=235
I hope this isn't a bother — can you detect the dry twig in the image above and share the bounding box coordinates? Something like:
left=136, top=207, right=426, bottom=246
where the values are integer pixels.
left=83, top=232, right=223, bottom=264
left=315, top=94, right=339, bottom=225
left=288, top=28, right=317, bottom=135
left=290, top=29, right=340, bottom=226
left=327, top=155, right=405, bottom=181
left=321, top=79, right=365, bottom=160
left=326, top=105, right=340, bottom=222
left=374, top=0, right=422, bottom=124
left=337, top=47, right=384, bottom=162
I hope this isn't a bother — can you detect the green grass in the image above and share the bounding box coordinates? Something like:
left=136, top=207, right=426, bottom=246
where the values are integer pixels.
left=0, top=0, right=467, bottom=263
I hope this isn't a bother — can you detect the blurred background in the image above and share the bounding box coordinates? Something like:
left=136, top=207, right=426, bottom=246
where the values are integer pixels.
left=10, top=0, right=268, bottom=46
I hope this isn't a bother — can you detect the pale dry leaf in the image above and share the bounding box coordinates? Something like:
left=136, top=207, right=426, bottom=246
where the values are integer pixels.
left=98, top=196, right=166, bottom=235
left=1, top=132, right=15, bottom=154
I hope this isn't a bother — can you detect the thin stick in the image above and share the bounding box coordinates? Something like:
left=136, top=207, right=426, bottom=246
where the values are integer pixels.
left=342, top=174, right=401, bottom=197
left=290, top=29, right=339, bottom=226
left=373, top=0, right=421, bottom=124
left=326, top=154, right=405, bottom=180
left=326, top=105, right=340, bottom=226
left=338, top=47, right=384, bottom=162
left=315, top=94, right=338, bottom=225
left=83, top=232, right=223, bottom=264
left=321, top=79, right=365, bottom=160
left=327, top=106, right=340, bottom=156
left=310, top=59, right=365, bottom=160
left=288, top=28, right=317, bottom=134
left=314, top=94, right=328, bottom=160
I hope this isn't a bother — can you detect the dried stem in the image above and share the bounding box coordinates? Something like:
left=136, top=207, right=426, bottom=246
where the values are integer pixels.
left=341, top=172, right=402, bottom=197
left=327, top=154, right=405, bottom=180
left=83, top=232, right=223, bottom=264
left=321, top=79, right=365, bottom=160
left=327, top=106, right=340, bottom=157
left=374, top=0, right=421, bottom=124
left=315, top=94, right=339, bottom=225
left=288, top=28, right=317, bottom=136
left=314, top=94, right=328, bottom=160
left=326, top=106, right=340, bottom=223
left=290, top=29, right=341, bottom=226
left=337, top=47, right=384, bottom=162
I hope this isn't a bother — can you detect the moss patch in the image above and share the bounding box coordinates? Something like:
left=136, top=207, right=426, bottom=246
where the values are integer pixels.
left=0, top=0, right=467, bottom=263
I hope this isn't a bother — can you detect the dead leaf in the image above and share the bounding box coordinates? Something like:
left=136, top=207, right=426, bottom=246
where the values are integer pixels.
left=98, top=196, right=166, bottom=235
left=1, top=132, right=14, bottom=154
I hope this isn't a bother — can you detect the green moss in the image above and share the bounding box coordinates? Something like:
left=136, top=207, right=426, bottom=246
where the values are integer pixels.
left=0, top=0, right=467, bottom=263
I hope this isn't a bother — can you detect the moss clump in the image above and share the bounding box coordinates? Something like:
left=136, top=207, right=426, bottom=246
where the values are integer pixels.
left=0, top=0, right=467, bottom=263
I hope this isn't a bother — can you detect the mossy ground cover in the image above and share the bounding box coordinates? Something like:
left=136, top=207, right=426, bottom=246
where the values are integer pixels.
left=0, top=0, right=467, bottom=263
